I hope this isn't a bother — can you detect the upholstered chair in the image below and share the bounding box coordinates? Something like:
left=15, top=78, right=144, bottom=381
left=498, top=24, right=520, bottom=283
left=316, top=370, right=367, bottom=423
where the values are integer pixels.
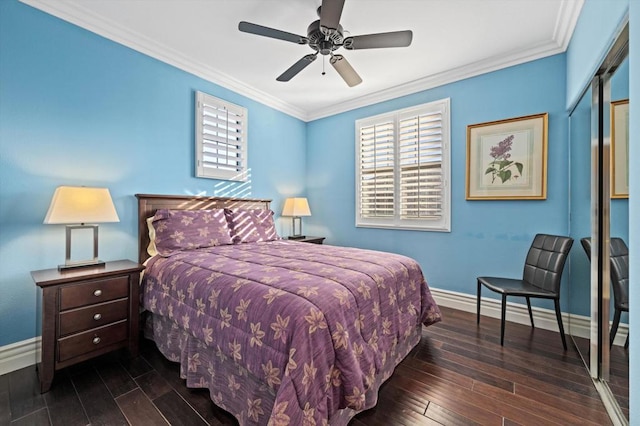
left=580, top=237, right=629, bottom=349
left=477, top=234, right=574, bottom=349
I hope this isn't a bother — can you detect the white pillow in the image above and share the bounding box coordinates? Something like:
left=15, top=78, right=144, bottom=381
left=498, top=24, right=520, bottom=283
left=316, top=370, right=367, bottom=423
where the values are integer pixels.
left=146, top=216, right=158, bottom=257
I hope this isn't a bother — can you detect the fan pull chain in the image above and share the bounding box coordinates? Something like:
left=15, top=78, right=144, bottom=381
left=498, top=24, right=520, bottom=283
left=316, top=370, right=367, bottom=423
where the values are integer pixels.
left=322, top=56, right=326, bottom=76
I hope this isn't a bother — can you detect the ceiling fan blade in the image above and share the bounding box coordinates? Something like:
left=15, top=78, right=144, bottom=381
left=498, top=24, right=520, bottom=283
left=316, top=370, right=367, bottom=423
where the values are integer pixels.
left=343, top=30, right=413, bottom=50
left=277, top=54, right=317, bottom=82
left=238, top=21, right=308, bottom=44
left=320, top=0, right=345, bottom=32
left=330, top=54, right=362, bottom=87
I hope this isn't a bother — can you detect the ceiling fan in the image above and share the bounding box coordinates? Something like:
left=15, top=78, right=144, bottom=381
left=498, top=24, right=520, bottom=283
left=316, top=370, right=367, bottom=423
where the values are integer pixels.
left=238, top=0, right=413, bottom=87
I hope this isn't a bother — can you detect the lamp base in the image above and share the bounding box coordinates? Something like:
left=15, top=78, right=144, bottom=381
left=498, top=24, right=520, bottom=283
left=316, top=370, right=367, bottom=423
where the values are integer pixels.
left=59, top=224, right=105, bottom=272
left=288, top=235, right=307, bottom=240
left=58, top=259, right=106, bottom=272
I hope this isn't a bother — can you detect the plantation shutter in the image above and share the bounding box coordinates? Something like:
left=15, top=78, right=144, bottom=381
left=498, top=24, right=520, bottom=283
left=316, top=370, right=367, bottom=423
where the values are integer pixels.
left=359, top=121, right=395, bottom=218
left=355, top=98, right=450, bottom=232
left=196, top=91, right=248, bottom=181
left=398, top=111, right=443, bottom=219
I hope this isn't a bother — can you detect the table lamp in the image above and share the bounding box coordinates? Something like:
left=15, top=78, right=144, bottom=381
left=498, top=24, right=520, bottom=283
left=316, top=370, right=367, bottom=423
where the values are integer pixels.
left=281, top=197, right=311, bottom=239
left=44, top=186, right=120, bottom=271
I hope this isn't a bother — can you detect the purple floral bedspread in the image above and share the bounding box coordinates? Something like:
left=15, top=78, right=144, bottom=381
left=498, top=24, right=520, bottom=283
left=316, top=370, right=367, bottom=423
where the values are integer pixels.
left=141, top=240, right=441, bottom=425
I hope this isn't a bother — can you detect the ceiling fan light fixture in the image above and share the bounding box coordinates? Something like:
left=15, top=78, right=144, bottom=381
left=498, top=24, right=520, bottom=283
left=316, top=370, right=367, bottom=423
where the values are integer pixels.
left=239, top=0, right=411, bottom=86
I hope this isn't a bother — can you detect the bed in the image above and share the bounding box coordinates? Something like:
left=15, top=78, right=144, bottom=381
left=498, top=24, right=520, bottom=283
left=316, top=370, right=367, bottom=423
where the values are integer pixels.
left=136, top=194, right=441, bottom=425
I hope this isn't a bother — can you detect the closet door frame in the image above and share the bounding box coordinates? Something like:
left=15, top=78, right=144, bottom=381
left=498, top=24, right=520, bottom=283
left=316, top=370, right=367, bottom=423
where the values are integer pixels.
left=587, top=21, right=628, bottom=426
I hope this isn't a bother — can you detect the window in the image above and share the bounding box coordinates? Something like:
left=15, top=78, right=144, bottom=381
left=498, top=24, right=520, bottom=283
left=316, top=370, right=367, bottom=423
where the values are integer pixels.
left=356, top=98, right=450, bottom=232
left=195, top=91, right=248, bottom=181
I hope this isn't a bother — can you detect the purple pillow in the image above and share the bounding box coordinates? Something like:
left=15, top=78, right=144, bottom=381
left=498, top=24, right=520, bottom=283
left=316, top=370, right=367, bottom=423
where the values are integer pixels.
left=151, top=209, right=233, bottom=256
left=225, top=209, right=279, bottom=243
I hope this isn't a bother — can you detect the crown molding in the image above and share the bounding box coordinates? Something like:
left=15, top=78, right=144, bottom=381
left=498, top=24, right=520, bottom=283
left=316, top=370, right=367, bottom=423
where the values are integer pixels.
left=306, top=40, right=567, bottom=121
left=20, top=0, right=583, bottom=123
left=554, top=0, right=585, bottom=51
left=306, top=0, right=583, bottom=121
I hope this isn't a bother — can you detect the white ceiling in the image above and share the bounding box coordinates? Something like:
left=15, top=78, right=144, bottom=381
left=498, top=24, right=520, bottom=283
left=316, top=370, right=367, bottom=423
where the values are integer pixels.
left=21, top=0, right=583, bottom=121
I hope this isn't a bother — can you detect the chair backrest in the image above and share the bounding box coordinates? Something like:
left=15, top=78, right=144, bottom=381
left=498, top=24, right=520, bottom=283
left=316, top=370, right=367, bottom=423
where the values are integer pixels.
left=522, top=234, right=574, bottom=294
left=579, top=236, right=628, bottom=310
left=580, top=237, right=592, bottom=261
left=610, top=237, right=629, bottom=310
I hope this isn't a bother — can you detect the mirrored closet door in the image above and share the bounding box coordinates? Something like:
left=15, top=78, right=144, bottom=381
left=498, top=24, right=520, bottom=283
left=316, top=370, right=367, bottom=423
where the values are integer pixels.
left=568, top=22, right=629, bottom=425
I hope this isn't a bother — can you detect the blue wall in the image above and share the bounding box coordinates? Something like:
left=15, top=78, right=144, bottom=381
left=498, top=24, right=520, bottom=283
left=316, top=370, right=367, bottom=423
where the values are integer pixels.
left=305, top=55, right=569, bottom=308
left=0, top=0, right=307, bottom=346
left=566, top=0, right=629, bottom=109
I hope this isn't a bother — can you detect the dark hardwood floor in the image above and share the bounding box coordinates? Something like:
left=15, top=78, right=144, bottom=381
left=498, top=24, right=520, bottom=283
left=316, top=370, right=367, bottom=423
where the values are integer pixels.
left=0, top=307, right=616, bottom=425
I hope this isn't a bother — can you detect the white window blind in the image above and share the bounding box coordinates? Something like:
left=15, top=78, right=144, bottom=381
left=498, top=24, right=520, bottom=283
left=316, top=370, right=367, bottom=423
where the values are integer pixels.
left=359, top=120, right=395, bottom=218
left=356, top=98, right=450, bottom=232
left=195, top=91, right=248, bottom=181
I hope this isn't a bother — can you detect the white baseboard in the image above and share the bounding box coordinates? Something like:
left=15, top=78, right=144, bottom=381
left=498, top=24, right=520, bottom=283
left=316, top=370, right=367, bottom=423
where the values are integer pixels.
left=0, top=337, right=41, bottom=376
left=429, top=287, right=629, bottom=346
left=0, top=289, right=629, bottom=376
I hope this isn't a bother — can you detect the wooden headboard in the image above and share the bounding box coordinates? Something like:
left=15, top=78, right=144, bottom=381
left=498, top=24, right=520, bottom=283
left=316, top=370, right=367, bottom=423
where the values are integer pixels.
left=135, top=194, right=272, bottom=264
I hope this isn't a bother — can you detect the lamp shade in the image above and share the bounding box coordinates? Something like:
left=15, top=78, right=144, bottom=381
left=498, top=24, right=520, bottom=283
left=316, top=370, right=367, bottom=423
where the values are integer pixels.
left=281, top=197, right=311, bottom=217
left=44, top=186, right=120, bottom=224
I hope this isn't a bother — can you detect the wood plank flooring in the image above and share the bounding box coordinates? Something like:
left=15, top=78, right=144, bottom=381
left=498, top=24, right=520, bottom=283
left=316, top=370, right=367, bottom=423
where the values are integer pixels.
left=0, top=307, right=617, bottom=425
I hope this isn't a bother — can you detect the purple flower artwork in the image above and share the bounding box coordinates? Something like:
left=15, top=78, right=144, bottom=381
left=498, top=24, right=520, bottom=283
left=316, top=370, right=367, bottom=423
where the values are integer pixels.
left=484, top=134, right=524, bottom=184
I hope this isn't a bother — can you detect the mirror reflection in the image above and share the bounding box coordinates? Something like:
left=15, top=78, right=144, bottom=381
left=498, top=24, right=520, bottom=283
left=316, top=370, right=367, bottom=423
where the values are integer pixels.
left=568, top=82, right=591, bottom=357
left=568, top=56, right=629, bottom=419
left=608, top=56, right=629, bottom=416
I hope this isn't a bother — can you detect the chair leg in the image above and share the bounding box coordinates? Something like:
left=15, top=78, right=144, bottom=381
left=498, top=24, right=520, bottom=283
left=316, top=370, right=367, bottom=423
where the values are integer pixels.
left=525, top=297, right=534, bottom=328
left=624, top=335, right=629, bottom=350
left=610, top=309, right=621, bottom=348
left=500, top=294, right=507, bottom=346
left=477, top=280, right=482, bottom=324
left=554, top=299, right=567, bottom=350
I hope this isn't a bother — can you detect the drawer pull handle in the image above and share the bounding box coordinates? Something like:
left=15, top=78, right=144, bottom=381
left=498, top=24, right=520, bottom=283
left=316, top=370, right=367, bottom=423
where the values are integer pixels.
left=93, top=289, right=102, bottom=297
left=92, top=336, right=101, bottom=345
left=93, top=313, right=102, bottom=321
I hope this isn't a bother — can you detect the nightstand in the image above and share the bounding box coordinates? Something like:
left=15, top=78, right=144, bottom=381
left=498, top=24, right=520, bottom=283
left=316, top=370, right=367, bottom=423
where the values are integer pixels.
left=31, top=259, right=144, bottom=393
left=289, top=236, right=325, bottom=244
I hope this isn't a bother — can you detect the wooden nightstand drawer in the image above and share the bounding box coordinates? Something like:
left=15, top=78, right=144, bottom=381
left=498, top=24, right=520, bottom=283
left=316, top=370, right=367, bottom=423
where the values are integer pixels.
left=59, top=276, right=129, bottom=310
left=59, top=298, right=129, bottom=336
left=58, top=320, right=128, bottom=363
left=32, top=260, right=144, bottom=392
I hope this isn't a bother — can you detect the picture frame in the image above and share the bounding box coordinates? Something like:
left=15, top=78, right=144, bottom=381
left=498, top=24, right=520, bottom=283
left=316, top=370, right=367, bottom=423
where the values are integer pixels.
left=466, top=113, right=548, bottom=200
left=611, top=99, right=629, bottom=199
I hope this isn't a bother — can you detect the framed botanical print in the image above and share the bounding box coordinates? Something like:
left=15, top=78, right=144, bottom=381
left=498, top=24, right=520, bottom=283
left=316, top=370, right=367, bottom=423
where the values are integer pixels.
left=466, top=113, right=548, bottom=200
left=611, top=99, right=629, bottom=199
